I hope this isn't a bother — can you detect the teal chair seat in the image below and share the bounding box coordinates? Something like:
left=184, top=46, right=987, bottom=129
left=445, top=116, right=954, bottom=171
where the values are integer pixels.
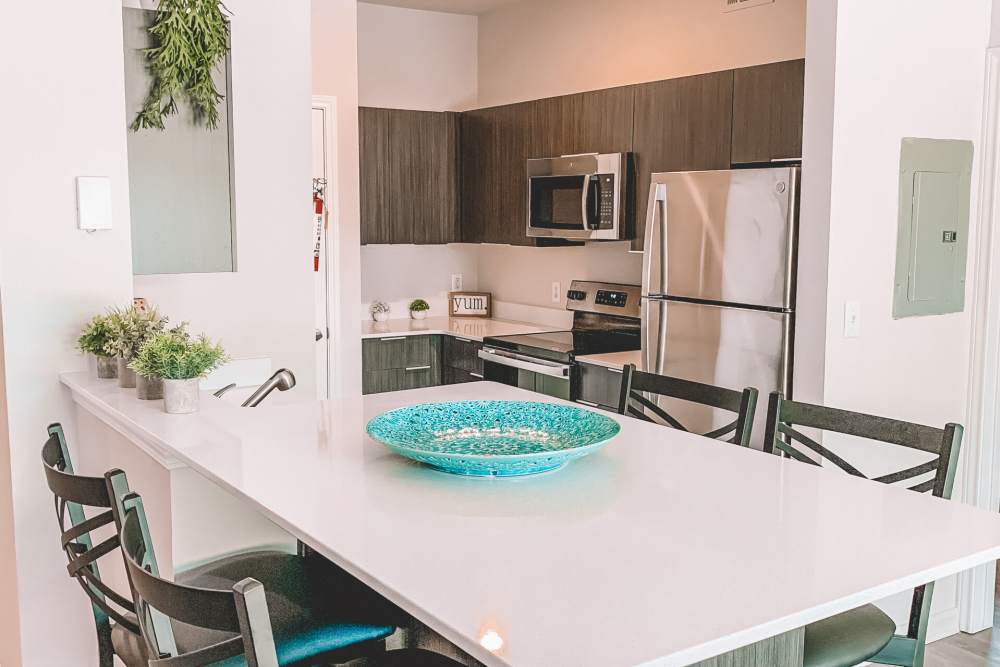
left=111, top=551, right=396, bottom=666
left=803, top=604, right=896, bottom=667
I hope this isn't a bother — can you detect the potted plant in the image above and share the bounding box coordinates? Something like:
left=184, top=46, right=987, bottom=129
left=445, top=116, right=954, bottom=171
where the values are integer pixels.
left=106, top=305, right=168, bottom=391
left=131, top=331, right=227, bottom=414
left=77, top=315, right=118, bottom=379
left=409, top=299, right=430, bottom=320
left=370, top=301, right=391, bottom=323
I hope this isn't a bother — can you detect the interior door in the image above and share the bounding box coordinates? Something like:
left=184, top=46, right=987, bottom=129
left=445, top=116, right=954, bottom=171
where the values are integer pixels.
left=640, top=297, right=790, bottom=448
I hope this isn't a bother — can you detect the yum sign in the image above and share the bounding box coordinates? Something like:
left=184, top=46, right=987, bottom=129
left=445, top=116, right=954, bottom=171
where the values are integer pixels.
left=449, top=291, right=492, bottom=318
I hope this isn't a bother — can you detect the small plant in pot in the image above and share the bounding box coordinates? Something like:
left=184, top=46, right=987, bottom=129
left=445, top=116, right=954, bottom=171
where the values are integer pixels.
left=370, top=301, right=391, bottom=323
left=77, top=315, right=118, bottom=379
left=106, top=305, right=169, bottom=391
left=408, top=299, right=430, bottom=320
left=131, top=331, right=227, bottom=414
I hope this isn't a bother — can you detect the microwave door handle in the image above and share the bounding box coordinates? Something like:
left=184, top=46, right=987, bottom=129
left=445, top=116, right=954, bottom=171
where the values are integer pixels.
left=580, top=174, right=592, bottom=231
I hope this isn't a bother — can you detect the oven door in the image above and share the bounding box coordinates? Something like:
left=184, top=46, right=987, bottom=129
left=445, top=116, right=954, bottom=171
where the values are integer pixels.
left=478, top=348, right=571, bottom=400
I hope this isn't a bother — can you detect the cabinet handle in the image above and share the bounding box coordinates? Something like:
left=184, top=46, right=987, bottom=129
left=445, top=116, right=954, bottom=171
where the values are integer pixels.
left=405, top=366, right=431, bottom=372
left=454, top=337, right=472, bottom=343
left=606, top=367, right=623, bottom=374
left=380, top=337, right=405, bottom=342
left=576, top=399, right=600, bottom=407
left=470, top=372, right=483, bottom=378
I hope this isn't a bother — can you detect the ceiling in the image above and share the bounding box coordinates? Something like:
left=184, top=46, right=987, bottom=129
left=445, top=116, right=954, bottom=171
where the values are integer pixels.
left=358, top=0, right=523, bottom=16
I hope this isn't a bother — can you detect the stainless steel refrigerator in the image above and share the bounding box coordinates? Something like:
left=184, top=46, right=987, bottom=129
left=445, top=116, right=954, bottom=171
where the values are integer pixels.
left=640, top=166, right=798, bottom=448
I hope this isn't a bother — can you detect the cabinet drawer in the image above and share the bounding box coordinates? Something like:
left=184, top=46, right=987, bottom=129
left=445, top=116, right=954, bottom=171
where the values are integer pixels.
left=575, top=362, right=624, bottom=410
left=362, top=337, right=407, bottom=370
left=444, top=366, right=483, bottom=385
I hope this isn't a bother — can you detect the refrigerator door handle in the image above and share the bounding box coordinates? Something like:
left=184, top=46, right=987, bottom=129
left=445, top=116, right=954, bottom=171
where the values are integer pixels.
left=641, top=183, right=668, bottom=297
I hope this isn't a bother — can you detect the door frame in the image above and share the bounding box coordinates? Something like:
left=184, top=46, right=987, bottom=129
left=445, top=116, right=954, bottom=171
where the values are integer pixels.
left=312, top=96, right=339, bottom=400
left=958, top=47, right=1000, bottom=634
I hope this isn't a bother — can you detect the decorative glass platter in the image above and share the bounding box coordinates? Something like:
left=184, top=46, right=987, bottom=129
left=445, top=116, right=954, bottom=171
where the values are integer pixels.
left=366, top=400, right=621, bottom=477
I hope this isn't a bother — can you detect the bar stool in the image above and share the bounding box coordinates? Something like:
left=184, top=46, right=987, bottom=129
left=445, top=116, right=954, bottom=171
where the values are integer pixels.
left=118, top=490, right=462, bottom=666
left=617, top=364, right=759, bottom=446
left=763, top=393, right=963, bottom=667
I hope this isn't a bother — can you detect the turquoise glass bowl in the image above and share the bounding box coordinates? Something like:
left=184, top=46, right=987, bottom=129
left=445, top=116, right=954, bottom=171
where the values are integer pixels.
left=366, top=400, right=621, bottom=477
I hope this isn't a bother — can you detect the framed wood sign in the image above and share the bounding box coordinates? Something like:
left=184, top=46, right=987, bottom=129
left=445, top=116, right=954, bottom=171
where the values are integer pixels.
left=449, top=291, right=492, bottom=318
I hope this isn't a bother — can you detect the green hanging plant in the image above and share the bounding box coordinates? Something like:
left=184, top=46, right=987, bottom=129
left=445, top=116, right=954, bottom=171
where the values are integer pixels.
left=131, top=0, right=231, bottom=131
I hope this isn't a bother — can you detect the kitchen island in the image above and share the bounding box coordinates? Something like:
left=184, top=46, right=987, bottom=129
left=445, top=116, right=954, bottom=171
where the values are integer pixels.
left=61, top=372, right=1000, bottom=666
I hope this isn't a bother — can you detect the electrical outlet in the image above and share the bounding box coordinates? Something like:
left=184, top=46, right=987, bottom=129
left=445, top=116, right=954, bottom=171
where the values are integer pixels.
left=450, top=273, right=463, bottom=291
left=551, top=282, right=562, bottom=304
left=844, top=301, right=861, bottom=338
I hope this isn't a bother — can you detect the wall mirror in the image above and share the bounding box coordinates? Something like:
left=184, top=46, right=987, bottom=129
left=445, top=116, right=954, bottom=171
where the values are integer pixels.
left=122, top=7, right=236, bottom=275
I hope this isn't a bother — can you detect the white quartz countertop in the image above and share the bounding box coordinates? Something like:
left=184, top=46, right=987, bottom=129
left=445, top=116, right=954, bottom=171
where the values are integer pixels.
left=361, top=316, right=556, bottom=341
left=577, top=349, right=642, bottom=369
left=61, top=372, right=1000, bottom=667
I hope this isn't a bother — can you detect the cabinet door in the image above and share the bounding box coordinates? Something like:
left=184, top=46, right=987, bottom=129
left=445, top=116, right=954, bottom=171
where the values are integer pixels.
left=460, top=105, right=532, bottom=246
left=389, top=110, right=460, bottom=244
left=444, top=367, right=482, bottom=385
left=530, top=87, right=634, bottom=158
left=404, top=335, right=442, bottom=386
left=575, top=362, right=624, bottom=410
left=732, top=59, right=805, bottom=165
left=631, top=71, right=734, bottom=251
left=363, top=370, right=405, bottom=395
left=443, top=336, right=483, bottom=375
left=359, top=107, right=391, bottom=245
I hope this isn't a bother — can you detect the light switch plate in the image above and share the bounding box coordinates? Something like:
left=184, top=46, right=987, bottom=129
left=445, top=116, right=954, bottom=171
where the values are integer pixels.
left=551, top=282, right=562, bottom=304
left=76, top=176, right=113, bottom=230
left=450, top=273, right=463, bottom=291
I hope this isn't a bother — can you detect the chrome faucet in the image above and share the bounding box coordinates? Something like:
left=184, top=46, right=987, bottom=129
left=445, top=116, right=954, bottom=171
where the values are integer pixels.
left=241, top=369, right=296, bottom=407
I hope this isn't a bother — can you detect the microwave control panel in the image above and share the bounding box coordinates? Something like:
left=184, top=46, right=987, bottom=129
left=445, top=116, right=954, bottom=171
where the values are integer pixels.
left=595, top=174, right=616, bottom=229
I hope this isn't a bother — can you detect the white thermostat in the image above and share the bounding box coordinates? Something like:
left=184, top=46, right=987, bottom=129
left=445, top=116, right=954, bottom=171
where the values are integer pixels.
left=76, top=176, right=113, bottom=231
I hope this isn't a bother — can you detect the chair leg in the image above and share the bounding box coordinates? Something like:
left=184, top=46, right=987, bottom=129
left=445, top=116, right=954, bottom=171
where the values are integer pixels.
left=95, top=619, right=114, bottom=667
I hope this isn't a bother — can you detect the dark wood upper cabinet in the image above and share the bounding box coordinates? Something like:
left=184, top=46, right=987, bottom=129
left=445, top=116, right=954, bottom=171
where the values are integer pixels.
left=530, top=87, right=634, bottom=158
left=388, top=109, right=460, bottom=244
left=359, top=107, right=391, bottom=245
left=731, top=59, right=805, bottom=165
left=360, top=108, right=459, bottom=245
left=631, top=70, right=734, bottom=251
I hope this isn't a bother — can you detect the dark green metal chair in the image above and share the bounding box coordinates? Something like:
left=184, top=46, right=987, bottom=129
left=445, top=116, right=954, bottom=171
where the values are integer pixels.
left=617, top=364, right=759, bottom=446
left=118, top=492, right=461, bottom=667
left=41, top=423, right=141, bottom=667
left=763, top=392, right=964, bottom=667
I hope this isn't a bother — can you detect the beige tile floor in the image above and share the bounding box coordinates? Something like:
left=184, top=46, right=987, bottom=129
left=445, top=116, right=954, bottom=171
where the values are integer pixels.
left=925, top=569, right=1000, bottom=666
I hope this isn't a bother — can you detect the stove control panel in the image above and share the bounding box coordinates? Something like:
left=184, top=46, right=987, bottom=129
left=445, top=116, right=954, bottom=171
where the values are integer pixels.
left=595, top=290, right=629, bottom=308
left=565, top=280, right=641, bottom=319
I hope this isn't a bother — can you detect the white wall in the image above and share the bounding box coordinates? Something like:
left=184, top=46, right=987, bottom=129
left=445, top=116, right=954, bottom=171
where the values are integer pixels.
left=477, top=0, right=807, bottom=108
left=135, top=0, right=317, bottom=401
left=803, top=0, right=991, bottom=641
left=0, top=1, right=137, bottom=663
left=358, top=2, right=477, bottom=112
left=355, top=2, right=482, bottom=319
left=313, top=0, right=365, bottom=396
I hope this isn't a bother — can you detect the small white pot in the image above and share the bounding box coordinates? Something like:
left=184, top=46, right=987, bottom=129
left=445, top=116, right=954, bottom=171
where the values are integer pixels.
left=373, top=311, right=389, bottom=323
left=410, top=310, right=427, bottom=320
left=96, top=355, right=118, bottom=379
left=163, top=378, right=200, bottom=414
left=117, top=357, right=136, bottom=389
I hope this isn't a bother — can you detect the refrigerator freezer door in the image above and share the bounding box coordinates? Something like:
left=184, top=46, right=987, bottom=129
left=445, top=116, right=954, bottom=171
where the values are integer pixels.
left=641, top=167, right=797, bottom=309
left=640, top=297, right=791, bottom=448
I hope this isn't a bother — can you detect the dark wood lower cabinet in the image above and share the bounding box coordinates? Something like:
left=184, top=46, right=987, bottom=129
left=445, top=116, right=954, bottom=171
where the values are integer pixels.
left=575, top=362, right=624, bottom=410
left=362, top=335, right=441, bottom=395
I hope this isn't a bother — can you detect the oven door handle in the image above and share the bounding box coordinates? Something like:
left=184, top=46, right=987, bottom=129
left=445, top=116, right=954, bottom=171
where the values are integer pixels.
left=478, top=348, right=570, bottom=378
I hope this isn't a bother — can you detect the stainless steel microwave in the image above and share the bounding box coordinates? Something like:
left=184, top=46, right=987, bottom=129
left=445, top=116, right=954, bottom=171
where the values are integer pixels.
left=526, top=152, right=633, bottom=241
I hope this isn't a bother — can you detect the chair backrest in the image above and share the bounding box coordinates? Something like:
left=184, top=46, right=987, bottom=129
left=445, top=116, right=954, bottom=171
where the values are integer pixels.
left=762, top=392, right=963, bottom=652
left=617, top=365, right=759, bottom=446
left=41, top=423, right=139, bottom=636
left=117, top=491, right=279, bottom=667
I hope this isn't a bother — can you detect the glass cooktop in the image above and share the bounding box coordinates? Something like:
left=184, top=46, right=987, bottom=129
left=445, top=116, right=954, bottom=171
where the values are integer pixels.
left=484, top=329, right=640, bottom=363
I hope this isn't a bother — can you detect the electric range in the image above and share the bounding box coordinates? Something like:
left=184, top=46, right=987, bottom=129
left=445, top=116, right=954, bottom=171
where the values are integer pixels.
left=479, top=280, right=641, bottom=399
